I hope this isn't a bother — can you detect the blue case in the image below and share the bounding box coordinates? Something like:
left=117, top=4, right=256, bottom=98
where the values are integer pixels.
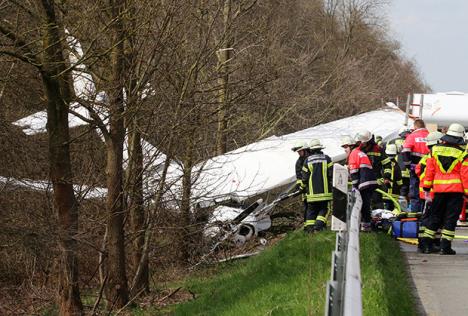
left=392, top=220, right=419, bottom=238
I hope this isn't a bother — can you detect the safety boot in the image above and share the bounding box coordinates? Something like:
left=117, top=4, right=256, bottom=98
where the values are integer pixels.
left=314, top=221, right=326, bottom=232
left=417, top=238, right=423, bottom=253
left=440, top=239, right=456, bottom=255
left=303, top=225, right=315, bottom=234
left=433, top=238, right=441, bottom=252
left=421, top=238, right=438, bottom=254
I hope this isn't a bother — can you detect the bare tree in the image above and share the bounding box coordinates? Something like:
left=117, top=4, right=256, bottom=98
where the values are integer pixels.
left=0, top=1, right=83, bottom=314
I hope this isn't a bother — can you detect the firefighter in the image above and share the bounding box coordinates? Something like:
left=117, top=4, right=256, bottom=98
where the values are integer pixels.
left=300, top=139, right=333, bottom=232
left=291, top=141, right=310, bottom=226
left=382, top=144, right=403, bottom=211
left=402, top=119, right=429, bottom=212
left=349, top=130, right=379, bottom=231
left=415, top=131, right=444, bottom=252
left=388, top=126, right=412, bottom=152
left=358, top=130, right=392, bottom=209
left=341, top=135, right=357, bottom=158
left=375, top=135, right=383, bottom=147
left=389, top=127, right=412, bottom=201
left=421, top=123, right=468, bottom=254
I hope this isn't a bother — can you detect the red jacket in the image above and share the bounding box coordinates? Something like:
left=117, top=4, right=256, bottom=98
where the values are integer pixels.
left=348, top=147, right=377, bottom=191
left=422, top=144, right=468, bottom=194
left=402, top=128, right=429, bottom=165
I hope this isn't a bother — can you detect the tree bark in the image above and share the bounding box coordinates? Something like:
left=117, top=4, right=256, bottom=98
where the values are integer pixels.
left=216, top=0, right=232, bottom=155
left=181, top=141, right=194, bottom=262
left=40, top=1, right=83, bottom=315
left=127, top=121, right=149, bottom=295
left=104, top=0, right=130, bottom=308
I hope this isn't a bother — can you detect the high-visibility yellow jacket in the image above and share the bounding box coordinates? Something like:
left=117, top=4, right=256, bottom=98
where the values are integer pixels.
left=423, top=144, right=468, bottom=194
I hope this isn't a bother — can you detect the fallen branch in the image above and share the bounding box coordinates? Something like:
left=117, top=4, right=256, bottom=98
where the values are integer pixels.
left=157, top=287, right=182, bottom=304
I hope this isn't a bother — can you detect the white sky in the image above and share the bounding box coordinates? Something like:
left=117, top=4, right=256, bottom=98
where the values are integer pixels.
left=387, top=0, right=468, bottom=92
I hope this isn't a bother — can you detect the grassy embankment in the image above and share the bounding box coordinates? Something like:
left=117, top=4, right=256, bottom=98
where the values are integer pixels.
left=135, top=231, right=417, bottom=316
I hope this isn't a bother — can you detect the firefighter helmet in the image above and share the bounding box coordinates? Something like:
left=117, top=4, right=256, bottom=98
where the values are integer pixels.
left=446, top=123, right=465, bottom=138
left=385, top=144, right=397, bottom=156
left=309, top=139, right=325, bottom=150
left=424, top=131, right=444, bottom=146
left=291, top=141, right=308, bottom=152
left=355, top=129, right=372, bottom=143
left=340, top=135, right=356, bottom=147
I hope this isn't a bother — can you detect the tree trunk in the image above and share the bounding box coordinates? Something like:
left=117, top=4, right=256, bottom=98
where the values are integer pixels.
left=105, top=135, right=129, bottom=309
left=104, top=0, right=130, bottom=308
left=41, top=1, right=83, bottom=315
left=181, top=142, right=194, bottom=262
left=216, top=0, right=232, bottom=155
left=127, top=122, right=149, bottom=295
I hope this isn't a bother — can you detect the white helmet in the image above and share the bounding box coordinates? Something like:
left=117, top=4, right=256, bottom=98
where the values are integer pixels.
left=341, top=135, right=356, bottom=147
left=355, top=129, right=372, bottom=143
left=309, top=139, right=325, bottom=150
left=424, top=131, right=444, bottom=146
left=291, top=141, right=308, bottom=152
left=446, top=123, right=465, bottom=138
left=385, top=144, right=397, bottom=156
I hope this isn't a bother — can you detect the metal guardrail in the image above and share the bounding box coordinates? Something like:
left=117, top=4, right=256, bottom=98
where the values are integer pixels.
left=325, top=189, right=363, bottom=316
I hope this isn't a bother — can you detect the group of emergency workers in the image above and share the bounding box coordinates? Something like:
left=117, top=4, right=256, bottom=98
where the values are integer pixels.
left=292, top=119, right=468, bottom=255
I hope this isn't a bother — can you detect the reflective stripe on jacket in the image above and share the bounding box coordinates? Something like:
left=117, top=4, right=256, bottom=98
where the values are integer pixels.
left=422, top=144, right=468, bottom=194
left=348, top=147, right=377, bottom=191
left=383, top=159, right=403, bottom=199
left=301, top=152, right=333, bottom=202
left=402, top=128, right=429, bottom=165
left=363, top=143, right=392, bottom=182
left=389, top=137, right=410, bottom=178
left=416, top=154, right=434, bottom=199
left=396, top=154, right=410, bottom=178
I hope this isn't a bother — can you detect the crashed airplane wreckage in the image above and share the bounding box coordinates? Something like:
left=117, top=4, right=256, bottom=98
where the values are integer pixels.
left=11, top=106, right=407, bottom=248
left=7, top=35, right=409, bottom=251
left=198, top=108, right=406, bottom=246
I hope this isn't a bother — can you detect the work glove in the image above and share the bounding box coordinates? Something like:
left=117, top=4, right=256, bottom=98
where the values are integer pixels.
left=424, top=191, right=432, bottom=203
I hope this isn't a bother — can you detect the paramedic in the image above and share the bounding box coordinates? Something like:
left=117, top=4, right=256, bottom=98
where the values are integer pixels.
left=402, top=119, right=429, bottom=212
left=349, top=130, right=379, bottom=231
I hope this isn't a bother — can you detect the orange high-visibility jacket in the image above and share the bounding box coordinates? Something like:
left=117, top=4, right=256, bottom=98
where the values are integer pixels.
left=422, top=144, right=468, bottom=194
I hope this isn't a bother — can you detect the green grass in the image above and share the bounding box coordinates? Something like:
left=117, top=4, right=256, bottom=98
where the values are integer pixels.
left=170, top=231, right=335, bottom=316
left=135, top=231, right=417, bottom=316
left=360, top=233, right=417, bottom=316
